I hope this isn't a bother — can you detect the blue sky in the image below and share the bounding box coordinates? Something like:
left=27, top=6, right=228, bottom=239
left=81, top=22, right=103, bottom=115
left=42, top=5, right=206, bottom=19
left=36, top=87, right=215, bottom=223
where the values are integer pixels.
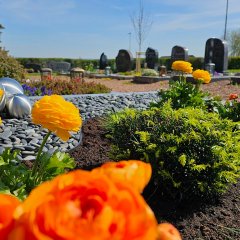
left=0, top=0, right=240, bottom=59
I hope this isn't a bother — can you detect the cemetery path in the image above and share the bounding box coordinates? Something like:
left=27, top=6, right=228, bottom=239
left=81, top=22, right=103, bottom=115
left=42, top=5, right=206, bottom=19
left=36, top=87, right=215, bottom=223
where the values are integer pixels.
left=69, top=117, right=240, bottom=240
left=84, top=78, right=240, bottom=100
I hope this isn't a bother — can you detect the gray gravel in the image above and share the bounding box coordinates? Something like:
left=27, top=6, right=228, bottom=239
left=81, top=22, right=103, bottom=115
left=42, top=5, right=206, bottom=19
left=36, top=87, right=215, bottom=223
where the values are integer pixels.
left=0, top=92, right=159, bottom=160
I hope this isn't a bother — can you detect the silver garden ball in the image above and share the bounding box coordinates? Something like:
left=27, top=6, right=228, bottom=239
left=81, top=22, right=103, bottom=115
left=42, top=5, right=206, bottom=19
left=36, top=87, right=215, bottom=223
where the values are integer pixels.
left=0, top=84, right=6, bottom=112
left=0, top=77, right=24, bottom=99
left=6, top=93, right=32, bottom=118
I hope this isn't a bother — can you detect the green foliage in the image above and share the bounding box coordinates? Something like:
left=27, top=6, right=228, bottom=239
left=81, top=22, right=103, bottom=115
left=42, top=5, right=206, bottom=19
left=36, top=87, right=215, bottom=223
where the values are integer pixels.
left=21, top=79, right=111, bottom=95
left=104, top=103, right=240, bottom=200
left=142, top=68, right=158, bottom=76
left=0, top=49, right=25, bottom=80
left=0, top=148, right=75, bottom=200
left=228, top=57, right=240, bottom=69
left=152, top=78, right=209, bottom=109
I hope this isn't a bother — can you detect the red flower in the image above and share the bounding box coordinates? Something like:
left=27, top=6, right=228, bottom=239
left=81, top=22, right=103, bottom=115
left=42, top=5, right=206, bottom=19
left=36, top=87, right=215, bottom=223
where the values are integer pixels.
left=229, top=93, right=238, bottom=100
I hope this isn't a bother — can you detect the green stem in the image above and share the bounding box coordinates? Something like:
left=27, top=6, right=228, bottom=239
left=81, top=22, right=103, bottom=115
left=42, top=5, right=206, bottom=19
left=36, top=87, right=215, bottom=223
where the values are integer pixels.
left=31, top=131, right=51, bottom=176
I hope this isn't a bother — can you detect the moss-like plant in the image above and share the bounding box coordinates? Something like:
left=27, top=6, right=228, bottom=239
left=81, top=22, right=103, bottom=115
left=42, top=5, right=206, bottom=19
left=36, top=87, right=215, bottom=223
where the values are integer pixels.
left=104, top=103, right=240, bottom=200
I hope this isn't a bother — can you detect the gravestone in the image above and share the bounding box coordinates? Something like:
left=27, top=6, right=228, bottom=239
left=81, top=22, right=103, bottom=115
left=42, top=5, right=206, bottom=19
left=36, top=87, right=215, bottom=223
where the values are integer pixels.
left=47, top=61, right=71, bottom=73
left=115, top=49, right=133, bottom=72
left=204, top=38, right=228, bottom=73
left=145, top=47, right=159, bottom=69
left=171, top=45, right=189, bottom=65
left=99, top=53, right=108, bottom=70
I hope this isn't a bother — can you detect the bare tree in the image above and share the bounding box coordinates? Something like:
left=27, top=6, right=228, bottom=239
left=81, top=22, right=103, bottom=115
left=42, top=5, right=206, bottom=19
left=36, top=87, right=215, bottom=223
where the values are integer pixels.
left=130, top=0, right=153, bottom=52
left=228, top=29, right=240, bottom=56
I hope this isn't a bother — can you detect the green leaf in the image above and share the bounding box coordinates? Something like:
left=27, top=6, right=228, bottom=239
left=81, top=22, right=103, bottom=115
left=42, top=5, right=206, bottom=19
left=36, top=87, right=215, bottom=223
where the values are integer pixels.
left=0, top=181, right=11, bottom=195
left=45, top=152, right=76, bottom=175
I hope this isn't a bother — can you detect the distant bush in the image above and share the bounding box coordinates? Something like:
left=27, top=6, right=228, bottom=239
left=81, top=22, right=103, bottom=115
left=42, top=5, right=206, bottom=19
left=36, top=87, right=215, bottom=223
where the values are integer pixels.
left=228, top=57, right=240, bottom=69
left=104, top=103, right=240, bottom=200
left=142, top=69, right=158, bottom=76
left=22, top=79, right=111, bottom=95
left=0, top=49, right=25, bottom=80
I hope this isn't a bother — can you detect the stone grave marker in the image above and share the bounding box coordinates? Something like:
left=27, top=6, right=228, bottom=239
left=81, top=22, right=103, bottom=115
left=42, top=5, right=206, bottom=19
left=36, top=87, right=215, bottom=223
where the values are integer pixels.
left=204, top=38, right=228, bottom=73
left=115, top=49, right=133, bottom=72
left=145, top=47, right=159, bottom=69
left=99, top=53, right=108, bottom=70
left=47, top=61, right=71, bottom=73
left=171, top=45, right=189, bottom=65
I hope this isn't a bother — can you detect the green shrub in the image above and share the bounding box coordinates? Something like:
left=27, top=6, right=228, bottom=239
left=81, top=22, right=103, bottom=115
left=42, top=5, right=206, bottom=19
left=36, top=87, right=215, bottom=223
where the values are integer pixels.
left=152, top=79, right=209, bottom=110
left=142, top=68, right=158, bottom=76
left=0, top=49, right=25, bottom=80
left=228, top=57, right=240, bottom=69
left=104, top=103, right=240, bottom=200
left=21, top=79, right=111, bottom=95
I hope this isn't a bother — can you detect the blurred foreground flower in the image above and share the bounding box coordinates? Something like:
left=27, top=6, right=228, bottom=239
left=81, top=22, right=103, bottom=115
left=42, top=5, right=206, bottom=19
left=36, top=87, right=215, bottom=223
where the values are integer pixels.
left=229, top=93, right=238, bottom=100
left=32, top=95, right=82, bottom=141
left=8, top=170, right=158, bottom=240
left=92, top=160, right=152, bottom=193
left=0, top=116, right=2, bottom=125
left=172, top=61, right=193, bottom=74
left=157, top=223, right=182, bottom=240
left=192, top=69, right=211, bottom=84
left=0, top=194, right=20, bottom=239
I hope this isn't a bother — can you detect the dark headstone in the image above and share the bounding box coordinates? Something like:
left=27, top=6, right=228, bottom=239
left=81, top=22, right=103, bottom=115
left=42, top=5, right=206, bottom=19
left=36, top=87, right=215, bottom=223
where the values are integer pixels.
left=25, top=63, right=41, bottom=73
left=47, top=61, right=71, bottom=73
left=204, top=38, right=228, bottom=73
left=99, top=53, right=108, bottom=70
left=115, top=49, right=133, bottom=72
left=171, top=45, right=189, bottom=65
left=145, top=47, right=159, bottom=69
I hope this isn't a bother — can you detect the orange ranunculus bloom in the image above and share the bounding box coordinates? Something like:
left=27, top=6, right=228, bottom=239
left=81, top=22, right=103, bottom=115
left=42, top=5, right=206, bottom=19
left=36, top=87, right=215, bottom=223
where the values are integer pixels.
left=171, top=61, right=193, bottom=74
left=92, top=160, right=152, bottom=193
left=192, top=69, right=211, bottom=84
left=8, top=170, right=158, bottom=240
left=157, top=223, right=182, bottom=240
left=0, top=194, right=21, bottom=239
left=31, top=95, right=82, bottom=141
left=229, top=93, right=238, bottom=100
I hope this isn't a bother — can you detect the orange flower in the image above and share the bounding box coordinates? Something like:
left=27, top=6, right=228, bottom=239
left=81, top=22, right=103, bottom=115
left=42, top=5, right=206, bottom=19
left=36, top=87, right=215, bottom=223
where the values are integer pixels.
left=157, top=223, right=182, bottom=240
left=9, top=170, right=158, bottom=240
left=0, top=194, right=21, bottom=239
left=192, top=69, right=211, bottom=84
left=229, top=93, right=238, bottom=100
left=92, top=160, right=152, bottom=193
left=31, top=95, right=82, bottom=141
left=171, top=61, right=193, bottom=74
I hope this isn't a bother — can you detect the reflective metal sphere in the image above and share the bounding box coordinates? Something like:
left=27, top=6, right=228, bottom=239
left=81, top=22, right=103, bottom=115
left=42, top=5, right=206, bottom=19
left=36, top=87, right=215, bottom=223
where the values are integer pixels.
left=0, top=84, right=6, bottom=112
left=6, top=94, right=32, bottom=118
left=0, top=77, right=24, bottom=99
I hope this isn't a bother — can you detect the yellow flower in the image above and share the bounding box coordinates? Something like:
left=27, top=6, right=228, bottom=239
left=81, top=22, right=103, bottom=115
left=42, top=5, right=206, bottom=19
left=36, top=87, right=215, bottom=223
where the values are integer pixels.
left=171, top=61, right=193, bottom=74
left=31, top=95, right=82, bottom=141
left=0, top=117, right=2, bottom=125
left=192, top=69, right=211, bottom=84
left=0, top=89, right=4, bottom=100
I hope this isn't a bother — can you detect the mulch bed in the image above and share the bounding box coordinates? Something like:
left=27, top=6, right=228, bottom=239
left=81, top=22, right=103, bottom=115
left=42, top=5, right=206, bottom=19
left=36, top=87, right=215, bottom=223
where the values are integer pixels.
left=69, top=117, right=240, bottom=240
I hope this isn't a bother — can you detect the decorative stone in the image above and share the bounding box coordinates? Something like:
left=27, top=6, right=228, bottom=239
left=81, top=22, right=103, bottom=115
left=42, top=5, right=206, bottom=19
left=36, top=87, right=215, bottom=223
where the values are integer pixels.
left=6, top=93, right=32, bottom=118
left=0, top=83, right=6, bottom=111
left=0, top=77, right=24, bottom=99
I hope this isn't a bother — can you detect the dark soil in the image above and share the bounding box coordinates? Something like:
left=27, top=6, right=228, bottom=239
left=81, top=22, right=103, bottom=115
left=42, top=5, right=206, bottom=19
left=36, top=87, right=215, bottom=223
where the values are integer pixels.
left=69, top=117, right=240, bottom=240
